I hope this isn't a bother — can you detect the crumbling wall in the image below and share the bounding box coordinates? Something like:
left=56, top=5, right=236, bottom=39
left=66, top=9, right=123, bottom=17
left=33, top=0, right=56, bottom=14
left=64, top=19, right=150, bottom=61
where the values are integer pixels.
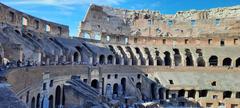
left=79, top=4, right=240, bottom=40
left=0, top=3, right=69, bottom=37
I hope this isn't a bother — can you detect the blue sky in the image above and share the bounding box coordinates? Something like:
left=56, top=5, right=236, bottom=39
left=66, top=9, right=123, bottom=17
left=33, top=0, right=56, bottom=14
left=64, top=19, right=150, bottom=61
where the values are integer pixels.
left=1, top=0, right=240, bottom=36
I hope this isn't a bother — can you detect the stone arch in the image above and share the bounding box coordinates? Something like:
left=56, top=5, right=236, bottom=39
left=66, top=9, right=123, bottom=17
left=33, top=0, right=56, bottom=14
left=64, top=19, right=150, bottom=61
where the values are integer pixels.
left=223, top=57, right=232, bottom=66
left=197, top=57, right=205, bottom=67
left=158, top=88, right=164, bottom=100
left=76, top=46, right=91, bottom=64
left=36, top=94, right=40, bottom=108
left=164, top=51, right=171, bottom=66
left=178, top=89, right=185, bottom=97
left=117, top=46, right=128, bottom=65
left=185, top=49, right=194, bottom=66
left=136, top=82, right=141, bottom=91
left=144, top=48, right=154, bottom=65
left=121, top=78, right=126, bottom=95
left=73, top=52, right=79, bottom=63
left=91, top=79, right=99, bottom=89
left=55, top=86, right=61, bottom=108
left=209, top=55, right=218, bottom=66
left=113, top=83, right=119, bottom=96
left=135, top=47, right=146, bottom=65
left=48, top=95, right=54, bottom=108
left=99, top=55, right=105, bottom=64
left=31, top=97, right=35, bottom=108
left=155, top=50, right=162, bottom=66
left=126, top=46, right=137, bottom=65
left=109, top=45, right=120, bottom=64
left=173, top=49, right=181, bottom=66
left=151, top=83, right=157, bottom=100
left=107, top=55, right=113, bottom=64
left=236, top=58, right=240, bottom=67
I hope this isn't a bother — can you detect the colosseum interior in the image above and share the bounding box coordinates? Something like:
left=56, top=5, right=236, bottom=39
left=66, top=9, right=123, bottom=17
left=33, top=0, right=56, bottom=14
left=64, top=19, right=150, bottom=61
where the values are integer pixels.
left=0, top=2, right=240, bottom=108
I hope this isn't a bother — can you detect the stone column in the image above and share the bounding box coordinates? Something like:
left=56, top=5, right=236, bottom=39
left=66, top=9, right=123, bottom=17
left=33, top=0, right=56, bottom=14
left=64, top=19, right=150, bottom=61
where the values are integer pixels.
left=120, top=57, right=124, bottom=65
left=46, top=58, right=50, bottom=66
left=145, top=58, right=149, bottom=66
left=112, top=56, right=116, bottom=65
left=184, top=91, right=188, bottom=98
left=55, top=55, right=58, bottom=65
left=89, top=56, right=93, bottom=65
left=195, top=91, right=199, bottom=100
left=104, top=56, right=108, bottom=64
left=71, top=55, right=74, bottom=64
left=128, top=59, right=132, bottom=65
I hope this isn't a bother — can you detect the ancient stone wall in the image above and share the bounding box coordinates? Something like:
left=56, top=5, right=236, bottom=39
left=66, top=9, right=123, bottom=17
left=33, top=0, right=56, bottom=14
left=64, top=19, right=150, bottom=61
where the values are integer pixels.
left=79, top=4, right=240, bottom=41
left=0, top=3, right=69, bottom=37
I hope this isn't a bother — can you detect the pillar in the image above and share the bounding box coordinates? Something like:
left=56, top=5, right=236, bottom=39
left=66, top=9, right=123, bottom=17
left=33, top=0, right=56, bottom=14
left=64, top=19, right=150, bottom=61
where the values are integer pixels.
left=184, top=91, right=188, bottom=98
left=145, top=58, right=149, bottom=66
left=113, top=56, right=116, bottom=65
left=195, top=91, right=199, bottom=100
left=54, top=55, right=58, bottom=65
left=128, top=58, right=132, bottom=65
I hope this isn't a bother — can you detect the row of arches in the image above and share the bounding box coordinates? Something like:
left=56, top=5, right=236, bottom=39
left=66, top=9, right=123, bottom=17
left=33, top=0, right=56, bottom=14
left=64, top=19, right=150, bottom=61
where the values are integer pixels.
left=30, top=86, right=65, bottom=108
left=108, top=45, right=240, bottom=67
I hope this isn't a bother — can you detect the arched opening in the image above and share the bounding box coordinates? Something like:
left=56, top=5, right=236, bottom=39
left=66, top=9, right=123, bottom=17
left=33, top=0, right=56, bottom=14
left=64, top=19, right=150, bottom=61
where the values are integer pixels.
left=199, top=90, right=208, bottom=97
left=223, top=58, right=232, bottom=66
left=113, top=83, right=119, bottom=96
left=121, top=78, right=126, bottom=95
left=117, top=46, right=128, bottom=65
left=91, top=79, right=99, bottom=89
left=158, top=88, right=164, bottom=100
left=109, top=45, right=120, bottom=65
left=173, top=49, right=181, bottom=66
left=126, top=47, right=137, bottom=65
left=73, top=52, right=79, bottom=63
left=107, top=55, right=113, bottom=64
left=236, top=58, right=240, bottom=67
left=188, top=90, right=196, bottom=98
left=155, top=51, right=163, bottom=66
left=144, top=48, right=154, bottom=65
left=209, top=56, right=218, bottom=66
left=136, top=47, right=146, bottom=65
left=151, top=83, right=156, bottom=100
left=31, top=97, right=35, bottom=108
left=48, top=95, right=54, bottom=108
left=223, top=91, right=232, bottom=99
left=99, top=55, right=105, bottom=64
left=185, top=49, right=193, bottom=66
left=197, top=57, right=205, bottom=67
left=164, top=51, right=171, bottom=66
left=178, top=89, right=185, bottom=97
left=136, top=82, right=141, bottom=91
left=36, top=94, right=40, bottom=108
left=55, top=86, right=61, bottom=108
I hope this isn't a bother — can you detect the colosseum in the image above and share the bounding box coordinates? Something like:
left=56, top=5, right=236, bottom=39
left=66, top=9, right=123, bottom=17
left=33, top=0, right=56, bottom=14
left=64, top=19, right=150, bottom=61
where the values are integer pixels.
left=0, top=2, right=240, bottom=108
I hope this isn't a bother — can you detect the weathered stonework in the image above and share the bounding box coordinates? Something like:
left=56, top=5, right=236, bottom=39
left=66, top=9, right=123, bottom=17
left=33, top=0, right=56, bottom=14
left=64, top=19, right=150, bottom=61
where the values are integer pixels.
left=0, top=2, right=240, bottom=108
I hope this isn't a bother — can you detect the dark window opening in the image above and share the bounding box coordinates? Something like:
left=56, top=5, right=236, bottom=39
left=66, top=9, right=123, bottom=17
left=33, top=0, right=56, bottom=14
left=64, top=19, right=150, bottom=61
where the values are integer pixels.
left=223, top=91, right=232, bottom=99
left=114, top=74, right=118, bottom=79
left=188, top=90, right=196, bottom=98
left=199, top=90, right=208, bottom=97
left=208, top=39, right=212, bottom=45
left=49, top=80, right=53, bottom=87
left=169, top=80, right=174, bottom=84
left=209, top=56, right=218, bottom=66
left=178, top=89, right=185, bottom=97
left=211, top=81, right=216, bottom=86
left=163, top=39, right=166, bottom=44
left=107, top=74, right=111, bottom=79
left=137, top=74, right=141, bottom=79
left=220, top=39, right=225, bottom=46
